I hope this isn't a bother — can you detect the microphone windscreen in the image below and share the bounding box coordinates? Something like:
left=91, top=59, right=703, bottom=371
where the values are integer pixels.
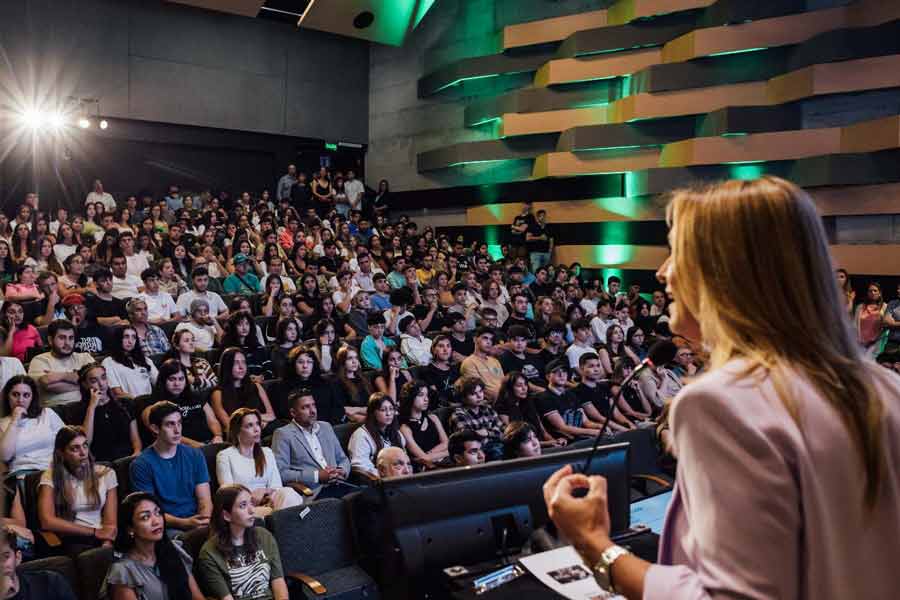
left=648, top=340, right=678, bottom=366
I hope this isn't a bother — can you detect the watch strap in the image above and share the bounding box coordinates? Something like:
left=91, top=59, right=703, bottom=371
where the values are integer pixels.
left=592, top=544, right=631, bottom=592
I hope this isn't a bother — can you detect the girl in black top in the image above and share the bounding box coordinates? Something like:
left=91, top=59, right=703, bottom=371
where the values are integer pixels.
left=333, top=346, right=372, bottom=423
left=142, top=359, right=222, bottom=447
left=270, top=318, right=300, bottom=381
left=295, top=274, right=320, bottom=318
left=374, top=347, right=412, bottom=403
left=220, top=312, right=271, bottom=378
left=210, top=348, right=277, bottom=436
left=75, top=363, right=141, bottom=463
left=398, top=380, right=448, bottom=470
left=495, top=372, right=567, bottom=449
left=278, top=346, right=345, bottom=425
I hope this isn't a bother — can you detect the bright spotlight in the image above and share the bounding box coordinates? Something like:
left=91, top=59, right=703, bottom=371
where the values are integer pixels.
left=48, top=112, right=65, bottom=129
left=21, top=109, right=44, bottom=129
left=78, top=118, right=91, bottom=129
left=99, top=119, right=108, bottom=130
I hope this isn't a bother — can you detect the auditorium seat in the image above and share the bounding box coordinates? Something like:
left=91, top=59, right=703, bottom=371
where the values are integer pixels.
left=266, top=499, right=379, bottom=599
left=333, top=422, right=361, bottom=455
left=201, top=442, right=230, bottom=493
left=179, top=524, right=210, bottom=562
left=75, top=546, right=115, bottom=600
left=19, top=555, right=77, bottom=594
left=112, top=454, right=138, bottom=497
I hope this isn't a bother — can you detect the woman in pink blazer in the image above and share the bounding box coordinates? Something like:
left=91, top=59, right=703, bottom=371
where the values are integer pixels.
left=545, top=176, right=900, bottom=599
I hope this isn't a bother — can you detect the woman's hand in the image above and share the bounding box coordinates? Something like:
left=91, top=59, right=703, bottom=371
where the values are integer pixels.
left=543, top=465, right=613, bottom=556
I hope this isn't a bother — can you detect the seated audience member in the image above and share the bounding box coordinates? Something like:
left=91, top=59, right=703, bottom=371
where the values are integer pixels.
left=447, top=282, right=477, bottom=332
left=503, top=292, right=536, bottom=339
left=270, top=318, right=301, bottom=379
left=370, top=273, right=391, bottom=311
left=1, top=301, right=41, bottom=362
left=576, top=352, right=635, bottom=434
left=333, top=346, right=373, bottom=423
left=565, top=318, right=596, bottom=370
left=130, top=401, right=212, bottom=533
left=626, top=325, right=649, bottom=361
left=140, top=267, right=178, bottom=323
left=309, top=319, right=341, bottom=374
left=175, top=266, right=229, bottom=319
left=382, top=288, right=414, bottom=337
left=501, top=421, right=542, bottom=459
left=459, top=327, right=504, bottom=402
left=0, top=328, right=25, bottom=392
left=30, top=271, right=65, bottom=327
left=166, top=330, right=218, bottom=394
left=28, top=320, right=95, bottom=407
left=536, top=359, right=604, bottom=440
left=0, top=375, right=64, bottom=476
left=0, top=525, right=78, bottom=600
left=449, top=378, right=505, bottom=461
left=85, top=268, right=129, bottom=327
left=220, top=312, right=271, bottom=378
left=174, top=299, right=222, bottom=352
left=63, top=293, right=108, bottom=354
left=589, top=298, right=615, bottom=349
left=360, top=313, right=395, bottom=370
left=195, top=484, right=288, bottom=600
left=398, top=314, right=432, bottom=367
left=495, top=371, right=566, bottom=449
left=73, top=363, right=141, bottom=462
left=5, top=265, right=43, bottom=303
left=598, top=323, right=640, bottom=378
left=110, top=254, right=144, bottom=300
left=636, top=347, right=686, bottom=415
left=398, top=380, right=449, bottom=469
left=101, top=491, right=204, bottom=600
left=539, top=319, right=567, bottom=364
left=374, top=347, right=412, bottom=403
left=128, top=297, right=172, bottom=357
left=59, top=253, right=94, bottom=298
left=447, top=430, right=485, bottom=467
left=216, top=408, right=303, bottom=517
left=222, top=253, right=261, bottom=295
left=37, top=426, right=117, bottom=556
left=277, top=346, right=344, bottom=424
left=375, top=447, right=413, bottom=479
left=500, top=325, right=546, bottom=391
left=348, top=393, right=406, bottom=480
left=344, top=289, right=372, bottom=338
left=271, top=390, right=351, bottom=500
left=102, top=326, right=158, bottom=400
left=210, top=348, right=277, bottom=436
left=420, top=334, right=459, bottom=408
left=142, top=359, right=221, bottom=448
left=611, top=359, right=654, bottom=422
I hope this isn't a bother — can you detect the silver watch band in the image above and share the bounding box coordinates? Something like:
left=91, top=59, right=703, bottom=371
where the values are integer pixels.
left=591, top=544, right=631, bottom=592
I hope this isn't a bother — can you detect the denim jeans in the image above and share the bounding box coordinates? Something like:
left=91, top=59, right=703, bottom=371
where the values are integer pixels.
left=530, top=252, right=551, bottom=272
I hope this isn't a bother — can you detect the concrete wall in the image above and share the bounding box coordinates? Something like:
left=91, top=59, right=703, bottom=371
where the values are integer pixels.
left=0, top=0, right=369, bottom=143
left=367, top=0, right=608, bottom=193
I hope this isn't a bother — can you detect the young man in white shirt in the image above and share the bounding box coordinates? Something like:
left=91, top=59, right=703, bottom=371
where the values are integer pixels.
left=398, top=315, right=433, bottom=367
left=175, top=266, right=229, bottom=319
left=109, top=254, right=144, bottom=300
left=85, top=179, right=117, bottom=212
left=344, top=170, right=365, bottom=213
left=566, top=318, right=596, bottom=370
left=139, top=267, right=178, bottom=323
left=118, top=230, right=150, bottom=278
left=27, top=320, right=95, bottom=406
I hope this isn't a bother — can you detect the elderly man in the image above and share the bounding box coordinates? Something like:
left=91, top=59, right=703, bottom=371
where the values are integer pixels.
left=128, top=297, right=171, bottom=356
left=376, top=447, right=412, bottom=479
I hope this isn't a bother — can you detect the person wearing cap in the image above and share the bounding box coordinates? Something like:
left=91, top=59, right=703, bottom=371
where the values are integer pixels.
left=174, top=299, right=222, bottom=352
left=500, top=325, right=546, bottom=392
left=459, top=327, right=505, bottom=402
left=535, top=359, right=604, bottom=440
left=222, top=253, right=260, bottom=295
left=360, top=313, right=396, bottom=371
left=399, top=315, right=432, bottom=368
left=139, top=267, right=179, bottom=323
left=62, top=294, right=106, bottom=354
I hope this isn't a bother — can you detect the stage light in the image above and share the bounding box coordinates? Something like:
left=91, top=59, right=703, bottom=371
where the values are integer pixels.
left=21, top=109, right=44, bottom=129
left=99, top=119, right=108, bottom=130
left=78, top=118, right=91, bottom=129
left=48, top=112, right=65, bottom=129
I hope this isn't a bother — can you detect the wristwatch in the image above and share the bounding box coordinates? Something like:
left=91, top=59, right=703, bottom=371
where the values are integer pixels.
left=589, top=544, right=630, bottom=593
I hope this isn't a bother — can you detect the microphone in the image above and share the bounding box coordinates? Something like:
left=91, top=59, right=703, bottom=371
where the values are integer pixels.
left=580, top=340, right=678, bottom=474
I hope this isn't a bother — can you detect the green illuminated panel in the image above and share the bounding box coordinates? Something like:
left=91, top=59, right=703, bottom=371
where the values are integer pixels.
left=707, top=47, right=768, bottom=57
left=324, top=143, right=338, bottom=151
left=593, top=245, right=635, bottom=265
left=591, top=196, right=643, bottom=219
left=413, top=0, right=436, bottom=29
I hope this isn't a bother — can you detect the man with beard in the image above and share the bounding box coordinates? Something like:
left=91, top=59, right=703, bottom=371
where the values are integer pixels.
left=27, top=320, right=94, bottom=407
left=0, top=525, right=77, bottom=600
left=85, top=268, right=129, bottom=327
left=37, top=426, right=118, bottom=556
left=61, top=295, right=106, bottom=355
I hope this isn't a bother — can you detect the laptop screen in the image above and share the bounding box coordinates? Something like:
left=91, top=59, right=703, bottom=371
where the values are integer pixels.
left=629, top=491, right=673, bottom=535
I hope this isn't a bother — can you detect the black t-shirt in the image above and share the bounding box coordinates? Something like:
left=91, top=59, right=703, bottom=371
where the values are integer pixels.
left=12, top=570, right=77, bottom=600
left=529, top=281, right=555, bottom=299
left=539, top=347, right=565, bottom=365
left=499, top=351, right=545, bottom=385
left=503, top=316, right=536, bottom=340
left=85, top=294, right=127, bottom=320
left=290, top=182, right=312, bottom=211
left=535, top=388, right=585, bottom=435
left=449, top=333, right=474, bottom=358
left=495, top=394, right=546, bottom=438
left=413, top=304, right=447, bottom=332
left=511, top=213, right=536, bottom=246
left=74, top=321, right=107, bottom=354
left=66, top=399, right=135, bottom=462
left=526, top=221, right=551, bottom=253
left=574, top=382, right=613, bottom=416
left=420, top=362, right=460, bottom=407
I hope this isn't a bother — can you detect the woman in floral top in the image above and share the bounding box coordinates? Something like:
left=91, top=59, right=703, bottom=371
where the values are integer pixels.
left=167, top=329, right=218, bottom=394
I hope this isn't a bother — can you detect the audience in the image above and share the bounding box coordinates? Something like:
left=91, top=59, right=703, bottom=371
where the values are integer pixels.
left=28, top=320, right=95, bottom=406
left=0, top=525, right=78, bottom=600
left=348, top=393, right=406, bottom=480
left=143, top=359, right=222, bottom=448
left=449, top=378, right=505, bottom=462
left=0, top=375, right=64, bottom=476
left=375, top=446, right=413, bottom=479
left=447, top=430, right=485, bottom=467
left=73, top=363, right=141, bottom=462
left=1, top=301, right=41, bottom=362
left=398, top=380, right=449, bottom=470
left=501, top=421, right=542, bottom=459
left=102, top=326, right=158, bottom=400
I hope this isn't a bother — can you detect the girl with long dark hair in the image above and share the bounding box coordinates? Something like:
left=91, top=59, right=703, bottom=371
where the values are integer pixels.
left=75, top=363, right=141, bottom=463
left=220, top=313, right=271, bottom=378
left=102, top=326, right=158, bottom=400
left=141, top=359, right=221, bottom=449
left=495, top=371, right=565, bottom=448
left=333, top=346, right=372, bottom=423
left=37, top=426, right=117, bottom=556
left=101, top=491, right=204, bottom=600
left=164, top=329, right=218, bottom=394
left=210, top=348, right=276, bottom=437
left=196, top=485, right=287, bottom=600
left=397, top=380, right=448, bottom=469
left=0, top=301, right=41, bottom=362
left=348, top=393, right=405, bottom=479
left=373, top=347, right=411, bottom=403
left=0, top=375, right=63, bottom=476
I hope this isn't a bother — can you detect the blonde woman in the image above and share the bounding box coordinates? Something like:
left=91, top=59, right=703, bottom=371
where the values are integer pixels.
left=544, top=176, right=900, bottom=599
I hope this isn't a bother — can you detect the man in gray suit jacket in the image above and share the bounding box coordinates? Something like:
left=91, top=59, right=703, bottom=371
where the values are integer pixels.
left=272, top=388, right=352, bottom=499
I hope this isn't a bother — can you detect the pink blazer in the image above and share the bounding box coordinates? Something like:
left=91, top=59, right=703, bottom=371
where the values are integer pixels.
left=645, top=359, right=900, bottom=600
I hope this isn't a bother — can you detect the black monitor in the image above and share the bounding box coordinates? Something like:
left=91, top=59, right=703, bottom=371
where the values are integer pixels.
left=377, top=443, right=630, bottom=596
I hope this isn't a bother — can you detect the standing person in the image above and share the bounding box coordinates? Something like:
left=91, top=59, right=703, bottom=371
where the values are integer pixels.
left=195, top=484, right=289, bottom=600
left=101, top=491, right=205, bottom=600
left=276, top=165, right=298, bottom=203
left=216, top=409, right=303, bottom=517
left=344, top=170, right=365, bottom=215
left=854, top=282, right=886, bottom=356
left=543, top=176, right=900, bottom=599
left=372, top=179, right=390, bottom=220
left=37, top=426, right=117, bottom=556
left=510, top=201, right=535, bottom=259
left=526, top=209, right=553, bottom=273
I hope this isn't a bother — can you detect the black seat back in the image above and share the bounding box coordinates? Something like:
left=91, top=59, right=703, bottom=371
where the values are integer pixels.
left=265, top=499, right=355, bottom=576
left=201, top=442, right=230, bottom=493
left=333, top=422, right=361, bottom=455
left=75, top=546, right=115, bottom=600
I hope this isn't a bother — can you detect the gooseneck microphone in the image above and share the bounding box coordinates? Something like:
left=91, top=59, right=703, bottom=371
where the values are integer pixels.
left=581, top=340, right=678, bottom=474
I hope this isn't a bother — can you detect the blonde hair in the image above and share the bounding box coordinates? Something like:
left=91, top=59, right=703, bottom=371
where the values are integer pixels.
left=667, top=176, right=886, bottom=508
